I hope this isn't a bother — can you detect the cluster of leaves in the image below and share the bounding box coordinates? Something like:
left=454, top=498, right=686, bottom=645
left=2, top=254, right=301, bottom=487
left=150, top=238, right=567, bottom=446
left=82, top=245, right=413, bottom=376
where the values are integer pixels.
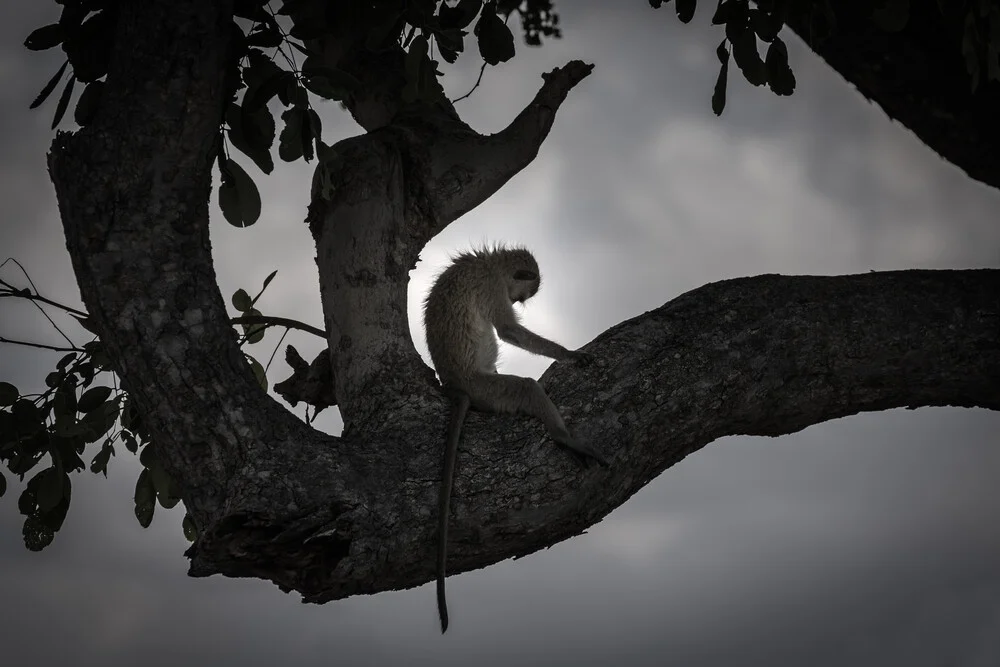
left=0, top=262, right=309, bottom=551
left=215, top=0, right=531, bottom=228
left=24, top=0, right=116, bottom=128
left=26, top=0, right=562, bottom=230
left=0, top=345, right=190, bottom=550
left=230, top=270, right=281, bottom=392
left=0, top=271, right=195, bottom=550
left=649, top=0, right=795, bottom=115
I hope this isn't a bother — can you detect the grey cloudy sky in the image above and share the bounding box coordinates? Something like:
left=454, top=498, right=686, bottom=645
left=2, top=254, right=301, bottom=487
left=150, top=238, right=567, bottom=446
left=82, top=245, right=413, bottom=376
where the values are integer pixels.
left=2, top=2, right=999, bottom=666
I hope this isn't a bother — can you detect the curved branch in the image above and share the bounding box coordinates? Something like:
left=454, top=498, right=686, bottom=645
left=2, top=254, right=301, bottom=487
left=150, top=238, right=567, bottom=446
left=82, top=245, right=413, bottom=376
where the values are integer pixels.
left=427, top=60, right=594, bottom=227
left=187, top=268, right=998, bottom=603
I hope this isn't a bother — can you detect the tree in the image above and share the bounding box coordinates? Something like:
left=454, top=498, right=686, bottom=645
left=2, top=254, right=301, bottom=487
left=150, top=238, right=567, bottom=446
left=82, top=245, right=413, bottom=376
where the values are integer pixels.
left=2, top=0, right=997, bottom=613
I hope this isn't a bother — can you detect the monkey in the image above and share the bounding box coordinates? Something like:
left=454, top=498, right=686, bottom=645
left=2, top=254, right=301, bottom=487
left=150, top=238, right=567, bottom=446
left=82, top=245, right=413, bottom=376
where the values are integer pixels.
left=423, top=244, right=609, bottom=633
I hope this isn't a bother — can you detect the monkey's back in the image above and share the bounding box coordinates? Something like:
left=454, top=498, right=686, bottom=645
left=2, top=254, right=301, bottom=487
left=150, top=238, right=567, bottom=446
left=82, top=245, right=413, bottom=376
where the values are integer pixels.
left=423, top=253, right=506, bottom=386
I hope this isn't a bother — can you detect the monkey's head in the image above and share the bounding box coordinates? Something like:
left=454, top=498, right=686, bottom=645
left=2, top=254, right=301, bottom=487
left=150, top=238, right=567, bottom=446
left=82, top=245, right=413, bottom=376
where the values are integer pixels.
left=504, top=248, right=541, bottom=304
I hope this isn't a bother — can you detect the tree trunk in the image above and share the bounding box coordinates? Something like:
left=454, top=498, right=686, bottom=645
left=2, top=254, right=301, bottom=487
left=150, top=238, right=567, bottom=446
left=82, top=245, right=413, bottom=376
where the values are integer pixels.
left=46, top=0, right=1000, bottom=604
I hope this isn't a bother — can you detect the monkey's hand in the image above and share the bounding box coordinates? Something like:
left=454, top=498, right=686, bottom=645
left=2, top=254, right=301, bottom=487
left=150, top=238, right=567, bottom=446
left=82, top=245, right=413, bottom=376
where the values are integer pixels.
left=565, top=350, right=595, bottom=366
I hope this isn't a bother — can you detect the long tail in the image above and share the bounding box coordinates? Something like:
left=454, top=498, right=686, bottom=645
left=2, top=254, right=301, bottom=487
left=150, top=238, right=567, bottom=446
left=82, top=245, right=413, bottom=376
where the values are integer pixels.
left=437, top=391, right=470, bottom=633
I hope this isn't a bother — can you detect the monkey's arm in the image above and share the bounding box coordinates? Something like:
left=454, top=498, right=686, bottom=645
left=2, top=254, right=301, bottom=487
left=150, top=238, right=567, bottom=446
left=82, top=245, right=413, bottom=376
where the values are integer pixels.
left=496, top=322, right=577, bottom=361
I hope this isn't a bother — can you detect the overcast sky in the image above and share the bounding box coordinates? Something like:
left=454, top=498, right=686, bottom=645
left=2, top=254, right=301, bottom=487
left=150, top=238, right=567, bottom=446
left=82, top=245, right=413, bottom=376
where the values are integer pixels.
left=2, top=2, right=999, bottom=666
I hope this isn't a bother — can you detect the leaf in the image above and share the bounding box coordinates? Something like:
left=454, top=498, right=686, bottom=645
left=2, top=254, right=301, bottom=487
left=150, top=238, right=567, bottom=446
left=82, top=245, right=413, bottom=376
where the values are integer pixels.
left=56, top=353, right=77, bottom=371
left=440, top=0, right=483, bottom=30
left=18, top=479, right=37, bottom=515
left=62, top=10, right=115, bottom=82
left=30, top=61, right=68, bottom=109
left=750, top=7, right=782, bottom=42
left=731, top=29, right=766, bottom=86
left=765, top=37, right=796, bottom=95
left=182, top=514, right=198, bottom=542
left=242, top=49, right=285, bottom=96
left=435, top=27, right=466, bottom=64
left=712, top=0, right=735, bottom=25
left=226, top=103, right=275, bottom=175
left=35, top=468, right=64, bottom=512
left=278, top=107, right=306, bottom=162
left=74, top=80, right=103, bottom=126
left=649, top=0, right=664, bottom=7
left=232, top=288, right=253, bottom=312
left=24, top=23, right=64, bottom=50
left=244, top=70, right=293, bottom=112
left=12, top=398, right=42, bottom=429
left=676, top=0, right=697, bottom=23
left=302, top=109, right=322, bottom=162
left=246, top=25, right=283, bottom=48
left=0, top=382, right=18, bottom=406
left=121, top=430, right=138, bottom=454
left=51, top=73, right=76, bottom=129
left=134, top=469, right=156, bottom=528
left=78, top=386, right=112, bottom=413
left=712, top=41, right=729, bottom=116
left=243, top=308, right=266, bottom=344
left=149, top=463, right=172, bottom=496
left=475, top=6, right=515, bottom=65
left=218, top=157, right=262, bottom=227
left=301, top=67, right=360, bottom=101
left=80, top=401, right=118, bottom=443
left=247, top=354, right=268, bottom=391
left=22, top=516, right=54, bottom=551
left=90, top=440, right=114, bottom=477
left=139, top=442, right=157, bottom=469
left=260, top=270, right=278, bottom=294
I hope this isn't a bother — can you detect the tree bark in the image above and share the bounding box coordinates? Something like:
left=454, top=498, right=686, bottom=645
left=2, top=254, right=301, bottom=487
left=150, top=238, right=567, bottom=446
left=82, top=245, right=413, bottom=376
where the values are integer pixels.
left=44, top=0, right=1000, bottom=606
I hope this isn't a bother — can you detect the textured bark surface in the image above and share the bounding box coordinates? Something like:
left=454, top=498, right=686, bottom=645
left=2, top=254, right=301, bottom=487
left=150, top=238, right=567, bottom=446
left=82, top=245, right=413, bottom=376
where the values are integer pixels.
left=785, top=0, right=1000, bottom=190
left=43, top=0, right=1000, bottom=606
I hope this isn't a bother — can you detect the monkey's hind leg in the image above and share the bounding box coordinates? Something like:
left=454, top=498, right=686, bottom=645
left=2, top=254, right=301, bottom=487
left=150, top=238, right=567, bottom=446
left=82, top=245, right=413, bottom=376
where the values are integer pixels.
left=466, top=373, right=609, bottom=466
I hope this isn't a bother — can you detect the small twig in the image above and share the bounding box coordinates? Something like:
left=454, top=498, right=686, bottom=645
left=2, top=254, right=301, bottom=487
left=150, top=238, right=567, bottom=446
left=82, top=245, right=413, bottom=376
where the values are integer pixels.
left=453, top=60, right=489, bottom=103
left=265, top=327, right=291, bottom=373
left=0, top=257, right=41, bottom=293
left=0, top=290, right=90, bottom=319
left=453, top=8, right=512, bottom=104
left=231, top=315, right=327, bottom=339
left=0, top=336, right=83, bottom=353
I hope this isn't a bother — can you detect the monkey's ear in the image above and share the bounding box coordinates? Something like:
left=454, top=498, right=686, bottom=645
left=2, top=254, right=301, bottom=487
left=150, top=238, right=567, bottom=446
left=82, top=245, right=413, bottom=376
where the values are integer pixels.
left=513, top=270, right=538, bottom=281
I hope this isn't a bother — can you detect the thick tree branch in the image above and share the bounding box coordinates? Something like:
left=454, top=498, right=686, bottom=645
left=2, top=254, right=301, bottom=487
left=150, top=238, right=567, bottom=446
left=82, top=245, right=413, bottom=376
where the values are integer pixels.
left=188, top=268, right=997, bottom=603
left=305, top=61, right=592, bottom=428
left=46, top=0, right=358, bottom=535
left=425, top=60, right=594, bottom=227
